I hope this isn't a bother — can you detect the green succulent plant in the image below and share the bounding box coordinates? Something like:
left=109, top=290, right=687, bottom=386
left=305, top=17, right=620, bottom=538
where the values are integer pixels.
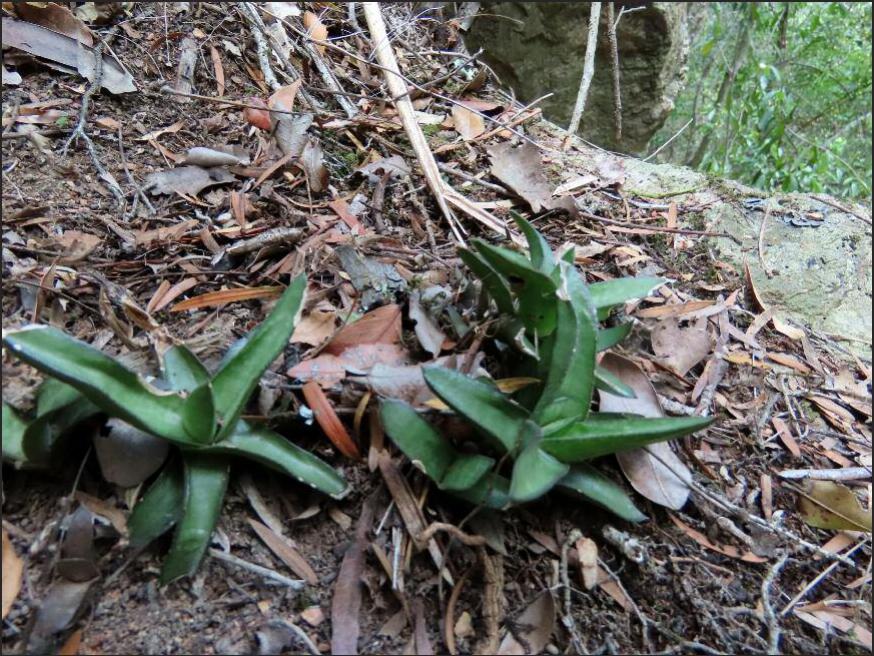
left=380, top=215, right=713, bottom=521
left=2, top=275, right=348, bottom=583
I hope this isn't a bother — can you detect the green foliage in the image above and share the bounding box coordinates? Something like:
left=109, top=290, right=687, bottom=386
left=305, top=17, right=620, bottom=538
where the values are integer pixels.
left=654, top=2, right=872, bottom=199
left=2, top=275, right=348, bottom=583
left=380, top=217, right=712, bottom=519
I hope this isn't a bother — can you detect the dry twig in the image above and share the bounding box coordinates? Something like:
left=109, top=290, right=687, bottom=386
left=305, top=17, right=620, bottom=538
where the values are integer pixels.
left=564, top=2, right=602, bottom=146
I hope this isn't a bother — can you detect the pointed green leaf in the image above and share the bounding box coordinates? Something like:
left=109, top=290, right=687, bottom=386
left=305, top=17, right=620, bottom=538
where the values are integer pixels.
left=458, top=248, right=515, bottom=315
left=181, top=383, right=216, bottom=443
left=541, top=413, right=714, bottom=462
left=440, top=453, right=495, bottom=492
left=588, top=277, right=664, bottom=310
left=532, top=264, right=597, bottom=426
left=495, top=316, right=538, bottom=358
left=160, top=453, right=229, bottom=584
left=451, top=472, right=511, bottom=510
left=596, top=323, right=633, bottom=351
left=472, top=239, right=558, bottom=335
left=423, top=367, right=529, bottom=453
left=2, top=402, right=28, bottom=465
left=23, top=398, right=101, bottom=464
left=509, top=445, right=569, bottom=503
left=511, top=212, right=554, bottom=273
left=36, top=378, right=83, bottom=415
left=3, top=326, right=192, bottom=444
left=380, top=399, right=454, bottom=483
left=161, top=345, right=210, bottom=392
left=556, top=464, right=647, bottom=522
left=128, top=458, right=185, bottom=549
left=211, top=420, right=348, bottom=499
left=594, top=367, right=637, bottom=398
left=211, top=275, right=306, bottom=439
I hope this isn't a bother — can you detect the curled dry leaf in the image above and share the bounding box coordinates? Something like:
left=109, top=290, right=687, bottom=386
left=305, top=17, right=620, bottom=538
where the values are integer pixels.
left=291, top=307, right=337, bottom=346
left=242, top=97, right=271, bottom=130
left=797, top=480, right=872, bottom=532
left=1, top=529, right=23, bottom=619
left=326, top=304, right=402, bottom=354
left=181, top=147, right=248, bottom=168
left=300, top=139, right=329, bottom=193
left=289, top=343, right=410, bottom=388
left=302, top=381, right=361, bottom=459
left=13, top=1, right=94, bottom=45
left=451, top=103, right=485, bottom=140
left=650, top=316, right=713, bottom=377
left=668, top=514, right=768, bottom=563
left=49, top=230, right=101, bottom=263
left=598, top=353, right=693, bottom=510
left=170, top=286, right=282, bottom=312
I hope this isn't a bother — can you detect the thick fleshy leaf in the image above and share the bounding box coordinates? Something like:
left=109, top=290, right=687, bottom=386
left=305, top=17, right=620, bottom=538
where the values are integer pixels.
left=2, top=402, right=28, bottom=465
left=35, top=378, right=82, bottom=415
left=380, top=399, right=454, bottom=482
left=509, top=445, right=569, bottom=503
left=495, top=316, right=538, bottom=358
left=161, top=345, right=210, bottom=392
left=511, top=212, right=554, bottom=273
left=128, top=458, right=185, bottom=549
left=181, top=383, right=216, bottom=443
left=541, top=413, right=714, bottom=462
left=160, top=453, right=229, bottom=584
left=596, top=323, right=633, bottom=351
left=211, top=420, right=348, bottom=499
left=458, top=248, right=515, bottom=315
left=556, top=464, right=647, bottom=522
left=588, top=276, right=664, bottom=310
left=532, top=264, right=597, bottom=426
left=211, top=274, right=306, bottom=439
left=423, top=366, right=529, bottom=453
left=23, top=399, right=101, bottom=464
left=472, top=239, right=558, bottom=335
left=3, top=326, right=191, bottom=443
left=451, top=472, right=511, bottom=510
left=594, top=366, right=636, bottom=398
left=440, top=453, right=494, bottom=492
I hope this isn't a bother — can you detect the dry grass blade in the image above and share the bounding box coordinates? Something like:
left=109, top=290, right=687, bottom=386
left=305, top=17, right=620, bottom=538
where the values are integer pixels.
left=302, top=381, right=361, bottom=459
left=248, top=518, right=318, bottom=584
left=170, top=286, right=282, bottom=312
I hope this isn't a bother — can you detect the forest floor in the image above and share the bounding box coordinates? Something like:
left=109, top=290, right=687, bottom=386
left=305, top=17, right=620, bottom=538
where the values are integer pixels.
left=1, top=3, right=871, bottom=655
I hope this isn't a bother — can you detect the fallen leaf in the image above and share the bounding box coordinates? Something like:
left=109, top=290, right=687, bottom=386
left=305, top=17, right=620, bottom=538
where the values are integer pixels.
left=291, top=308, right=337, bottom=346
left=598, top=353, right=693, bottom=510
left=794, top=609, right=872, bottom=649
left=650, top=316, right=713, bottom=377
left=325, top=304, right=402, bottom=354
left=771, top=417, right=801, bottom=458
left=488, top=142, right=552, bottom=213
left=13, top=1, right=93, bottom=45
left=1, top=17, right=134, bottom=93
left=181, top=147, right=248, bottom=168
left=170, top=286, right=282, bottom=312
left=451, top=104, right=485, bottom=140
left=807, top=395, right=856, bottom=433
left=497, top=592, right=555, bottom=655
left=144, top=165, right=235, bottom=197
left=73, top=491, right=127, bottom=536
left=136, top=120, right=185, bottom=142
left=149, top=277, right=198, bottom=313
left=289, top=343, right=410, bottom=387
left=242, top=97, right=271, bottom=130
left=287, top=354, right=346, bottom=387
left=57, top=628, right=83, bottom=656
left=767, top=352, right=812, bottom=374
left=248, top=518, right=318, bottom=584
left=635, top=300, right=715, bottom=319
left=1, top=529, right=23, bottom=619
left=668, top=514, right=768, bottom=563
left=576, top=537, right=599, bottom=590
left=132, top=219, right=199, bottom=247
left=208, top=44, right=224, bottom=96
left=797, top=480, right=872, bottom=532
left=95, top=116, right=121, bottom=130
left=93, top=419, right=169, bottom=487
left=301, top=606, right=324, bottom=627
left=300, top=138, right=329, bottom=193
left=49, top=231, right=101, bottom=263
left=263, top=2, right=301, bottom=18
left=302, top=381, right=361, bottom=459
left=772, top=315, right=804, bottom=340
left=355, top=155, right=410, bottom=184
left=409, top=289, right=447, bottom=357
left=303, top=10, right=327, bottom=53
left=26, top=580, right=93, bottom=654
left=2, top=64, right=22, bottom=86
left=413, top=599, right=434, bottom=655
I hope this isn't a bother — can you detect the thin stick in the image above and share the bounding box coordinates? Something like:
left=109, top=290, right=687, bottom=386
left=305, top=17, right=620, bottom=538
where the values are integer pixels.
left=565, top=2, right=602, bottom=146
left=780, top=539, right=868, bottom=617
left=577, top=209, right=743, bottom=244
left=778, top=467, right=872, bottom=482
left=761, top=554, right=789, bottom=654
left=758, top=200, right=774, bottom=277
left=417, top=522, right=487, bottom=546
left=208, top=548, right=305, bottom=589
left=643, top=118, right=693, bottom=162
left=605, top=2, right=622, bottom=143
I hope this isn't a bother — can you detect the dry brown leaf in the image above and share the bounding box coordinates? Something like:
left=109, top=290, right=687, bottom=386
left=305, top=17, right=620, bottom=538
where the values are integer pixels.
left=488, top=142, right=552, bottom=213
left=242, top=97, right=271, bottom=130
left=797, top=480, right=872, bottom=532
left=497, top=592, right=555, bottom=655
left=598, top=353, right=693, bottom=510
left=668, top=514, right=768, bottom=563
left=808, top=395, right=856, bottom=432
left=650, top=316, right=713, bottom=377
left=767, top=351, right=812, bottom=374
left=248, top=518, right=318, bottom=584
left=771, top=417, right=801, bottom=458
left=325, top=304, right=402, bottom=354
left=301, top=606, right=325, bottom=627
left=50, top=230, right=100, bottom=263
left=8, top=2, right=92, bottom=43
left=303, top=10, right=327, bottom=53
left=451, top=103, right=485, bottom=140
left=287, top=353, right=347, bottom=387
left=300, top=138, right=329, bottom=193
left=635, top=300, right=715, bottom=319
left=268, top=79, right=301, bottom=113
left=409, top=289, right=447, bottom=357
left=57, top=628, right=83, bottom=655
left=794, top=608, right=873, bottom=649
left=772, top=315, right=805, bottom=340
left=576, top=537, right=599, bottom=590
left=170, top=286, right=281, bottom=312
left=136, top=120, right=184, bottom=142
left=291, top=308, right=337, bottom=346
left=302, top=381, right=361, bottom=459
left=289, top=343, right=409, bottom=387
left=1, top=529, right=23, bottom=619
left=208, top=44, right=224, bottom=96
left=149, top=277, right=198, bottom=313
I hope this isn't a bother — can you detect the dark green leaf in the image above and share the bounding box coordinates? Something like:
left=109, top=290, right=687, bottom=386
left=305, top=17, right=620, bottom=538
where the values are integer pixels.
left=181, top=383, right=216, bottom=443
left=509, top=445, right=569, bottom=503
left=161, top=345, right=210, bottom=392
left=2, top=402, right=28, bottom=465
left=160, top=453, right=229, bottom=584
left=423, top=366, right=529, bottom=453
left=458, top=248, right=515, bottom=315
left=594, top=367, right=636, bottom=398
left=511, top=212, right=555, bottom=273
left=472, top=239, right=558, bottom=335
left=556, top=464, right=647, bottom=522
left=440, top=453, right=495, bottom=492
left=541, top=413, right=714, bottom=462
left=450, top=472, right=511, bottom=510
left=3, top=326, right=192, bottom=444
left=596, top=323, right=633, bottom=351
left=211, top=420, right=348, bottom=499
left=380, top=399, right=454, bottom=482
left=23, top=399, right=101, bottom=465
left=211, top=275, right=306, bottom=439
left=128, top=458, right=185, bottom=549
left=495, top=316, right=538, bottom=358
left=36, top=378, right=83, bottom=415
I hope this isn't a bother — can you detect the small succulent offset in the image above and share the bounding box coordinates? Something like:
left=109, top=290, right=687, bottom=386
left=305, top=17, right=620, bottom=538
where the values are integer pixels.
left=380, top=215, right=712, bottom=521
left=2, top=275, right=348, bottom=583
